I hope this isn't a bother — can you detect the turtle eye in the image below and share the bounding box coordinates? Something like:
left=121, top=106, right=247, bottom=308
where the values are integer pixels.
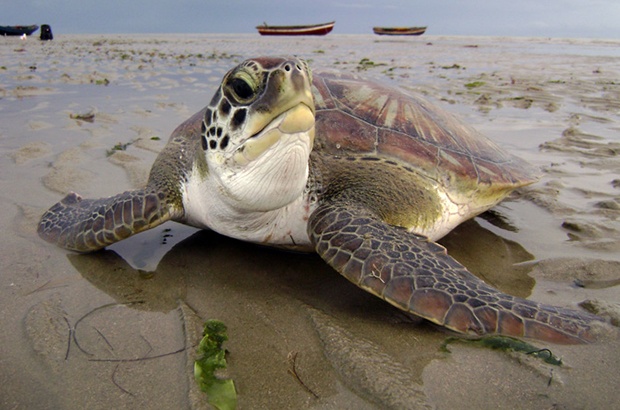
left=231, top=78, right=253, bottom=100
left=226, top=71, right=259, bottom=104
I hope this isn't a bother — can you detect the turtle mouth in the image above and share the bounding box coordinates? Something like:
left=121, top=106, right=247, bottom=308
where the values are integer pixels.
left=233, top=103, right=315, bottom=165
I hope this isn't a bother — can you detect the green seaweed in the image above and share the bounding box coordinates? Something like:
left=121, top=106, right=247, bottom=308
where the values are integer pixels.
left=357, top=57, right=387, bottom=71
left=464, top=81, right=485, bottom=89
left=106, top=140, right=134, bottom=157
left=194, top=320, right=237, bottom=410
left=441, top=63, right=463, bottom=70
left=69, top=111, right=96, bottom=123
left=441, top=336, right=563, bottom=366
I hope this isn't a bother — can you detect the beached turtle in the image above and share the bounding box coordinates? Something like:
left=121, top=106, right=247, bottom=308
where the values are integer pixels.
left=38, top=56, right=602, bottom=344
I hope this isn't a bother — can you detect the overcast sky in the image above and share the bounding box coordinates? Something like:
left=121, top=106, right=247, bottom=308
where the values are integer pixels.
left=4, top=0, right=620, bottom=38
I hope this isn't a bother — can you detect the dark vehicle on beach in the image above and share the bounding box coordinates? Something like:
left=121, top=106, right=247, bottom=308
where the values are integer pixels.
left=40, top=24, right=53, bottom=41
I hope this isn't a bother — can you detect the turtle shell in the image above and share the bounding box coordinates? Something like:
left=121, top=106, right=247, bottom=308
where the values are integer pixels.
left=311, top=70, right=540, bottom=198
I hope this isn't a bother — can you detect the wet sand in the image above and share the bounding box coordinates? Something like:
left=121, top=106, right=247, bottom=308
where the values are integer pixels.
left=1, top=34, right=619, bottom=409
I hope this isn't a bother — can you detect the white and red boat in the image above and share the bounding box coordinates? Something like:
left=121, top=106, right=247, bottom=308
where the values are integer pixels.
left=256, top=21, right=335, bottom=36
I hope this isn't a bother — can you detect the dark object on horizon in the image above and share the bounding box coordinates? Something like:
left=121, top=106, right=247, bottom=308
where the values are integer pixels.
left=373, top=26, right=427, bottom=36
left=40, top=24, right=53, bottom=41
left=256, top=21, right=335, bottom=36
left=0, top=25, right=39, bottom=36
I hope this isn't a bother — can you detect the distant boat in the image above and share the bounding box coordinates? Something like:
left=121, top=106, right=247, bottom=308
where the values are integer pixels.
left=0, top=25, right=39, bottom=36
left=256, top=21, right=335, bottom=36
left=373, top=26, right=427, bottom=36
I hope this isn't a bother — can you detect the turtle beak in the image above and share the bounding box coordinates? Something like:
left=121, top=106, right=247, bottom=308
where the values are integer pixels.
left=234, top=103, right=315, bottom=165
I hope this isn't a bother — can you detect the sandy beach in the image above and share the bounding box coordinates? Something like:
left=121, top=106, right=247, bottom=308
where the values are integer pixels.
left=1, top=33, right=619, bottom=409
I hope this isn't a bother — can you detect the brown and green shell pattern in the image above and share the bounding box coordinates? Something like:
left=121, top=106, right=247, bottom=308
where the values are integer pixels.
left=311, top=70, right=540, bottom=205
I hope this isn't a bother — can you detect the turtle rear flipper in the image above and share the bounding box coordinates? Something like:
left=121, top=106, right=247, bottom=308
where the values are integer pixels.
left=309, top=200, right=603, bottom=344
left=38, top=189, right=182, bottom=252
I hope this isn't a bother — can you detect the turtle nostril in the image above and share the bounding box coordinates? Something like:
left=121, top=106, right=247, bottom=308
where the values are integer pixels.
left=284, top=64, right=292, bottom=72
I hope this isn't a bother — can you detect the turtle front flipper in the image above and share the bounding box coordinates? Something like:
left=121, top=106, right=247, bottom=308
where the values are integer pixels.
left=309, top=200, right=604, bottom=344
left=38, top=189, right=182, bottom=252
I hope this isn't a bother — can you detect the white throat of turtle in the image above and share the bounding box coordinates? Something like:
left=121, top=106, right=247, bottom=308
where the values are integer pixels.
left=211, top=103, right=315, bottom=212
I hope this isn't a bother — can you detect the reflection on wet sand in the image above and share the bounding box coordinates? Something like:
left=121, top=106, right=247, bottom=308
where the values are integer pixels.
left=58, top=217, right=537, bottom=408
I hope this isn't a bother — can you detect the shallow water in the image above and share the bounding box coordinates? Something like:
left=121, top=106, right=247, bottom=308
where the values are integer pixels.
left=1, top=34, right=619, bottom=409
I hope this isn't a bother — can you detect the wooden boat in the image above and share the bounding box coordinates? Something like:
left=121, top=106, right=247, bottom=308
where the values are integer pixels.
left=373, top=26, right=427, bottom=36
left=256, top=21, right=335, bottom=36
left=0, top=25, right=39, bottom=36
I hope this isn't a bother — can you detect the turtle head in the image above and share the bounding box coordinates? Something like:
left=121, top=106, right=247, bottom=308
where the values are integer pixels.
left=201, top=56, right=315, bottom=211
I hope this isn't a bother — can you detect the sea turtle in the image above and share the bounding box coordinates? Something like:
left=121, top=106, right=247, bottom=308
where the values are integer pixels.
left=38, top=56, right=602, bottom=344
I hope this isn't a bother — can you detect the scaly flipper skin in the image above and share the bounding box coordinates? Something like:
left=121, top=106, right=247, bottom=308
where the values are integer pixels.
left=308, top=200, right=602, bottom=344
left=37, top=189, right=180, bottom=252
left=37, top=109, right=200, bottom=252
